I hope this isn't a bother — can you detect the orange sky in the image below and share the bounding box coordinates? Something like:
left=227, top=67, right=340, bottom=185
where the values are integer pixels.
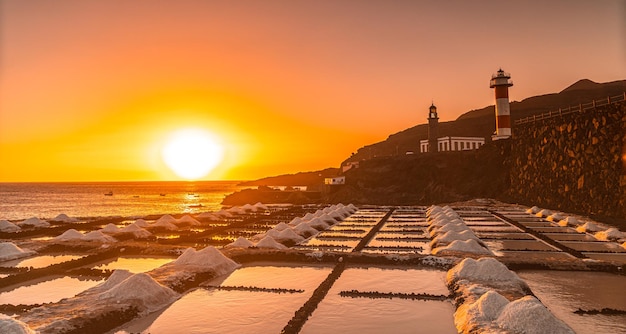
left=1, top=0, right=625, bottom=182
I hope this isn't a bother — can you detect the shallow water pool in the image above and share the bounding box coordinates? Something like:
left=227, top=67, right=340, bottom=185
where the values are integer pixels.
left=518, top=270, right=626, bottom=334
left=0, top=276, right=103, bottom=305
left=0, top=254, right=84, bottom=269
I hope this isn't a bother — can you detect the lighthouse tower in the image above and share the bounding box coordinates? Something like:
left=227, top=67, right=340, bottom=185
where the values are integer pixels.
left=427, top=103, right=439, bottom=152
left=490, top=69, right=513, bottom=140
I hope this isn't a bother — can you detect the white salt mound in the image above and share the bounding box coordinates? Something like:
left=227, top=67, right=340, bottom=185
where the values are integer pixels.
left=526, top=206, right=540, bottom=214
left=456, top=290, right=509, bottom=332
left=273, top=222, right=290, bottom=231
left=536, top=209, right=552, bottom=217
left=17, top=217, right=50, bottom=228
left=558, top=216, right=580, bottom=227
left=253, top=202, right=268, bottom=210
left=0, top=220, right=21, bottom=233
left=289, top=217, right=303, bottom=226
left=447, top=257, right=526, bottom=289
left=432, top=230, right=479, bottom=246
left=83, top=230, right=116, bottom=242
left=496, top=296, right=574, bottom=334
left=119, top=224, right=152, bottom=238
left=98, top=272, right=179, bottom=313
left=177, top=215, right=201, bottom=226
left=225, top=237, right=254, bottom=249
left=0, top=242, right=36, bottom=262
left=594, top=228, right=623, bottom=241
left=255, top=236, right=287, bottom=249
left=155, top=214, right=177, bottom=225
left=293, top=222, right=319, bottom=237
left=51, top=213, right=79, bottom=223
left=149, top=220, right=178, bottom=231
left=0, top=313, right=36, bottom=334
left=90, top=269, right=134, bottom=293
left=576, top=222, right=602, bottom=233
left=275, top=228, right=305, bottom=244
left=133, top=219, right=150, bottom=228
left=173, top=246, right=240, bottom=275
left=433, top=239, right=492, bottom=256
left=546, top=213, right=564, bottom=222
left=101, top=223, right=121, bottom=234
left=307, top=218, right=330, bottom=230
left=53, top=229, right=85, bottom=241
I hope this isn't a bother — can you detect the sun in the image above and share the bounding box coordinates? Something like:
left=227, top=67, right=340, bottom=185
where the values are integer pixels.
left=161, top=128, right=224, bottom=180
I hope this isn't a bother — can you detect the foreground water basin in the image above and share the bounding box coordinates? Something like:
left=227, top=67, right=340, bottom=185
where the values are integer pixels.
left=119, top=265, right=332, bottom=333
left=94, top=257, right=175, bottom=273
left=301, top=267, right=454, bottom=334
left=518, top=270, right=626, bottom=334
left=0, top=254, right=85, bottom=269
left=0, top=276, right=103, bottom=305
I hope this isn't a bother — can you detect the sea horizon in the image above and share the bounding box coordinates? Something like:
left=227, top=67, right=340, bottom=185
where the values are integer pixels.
left=0, top=180, right=249, bottom=221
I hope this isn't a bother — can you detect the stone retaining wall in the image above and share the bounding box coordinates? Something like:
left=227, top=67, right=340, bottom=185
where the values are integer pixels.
left=509, top=102, right=626, bottom=218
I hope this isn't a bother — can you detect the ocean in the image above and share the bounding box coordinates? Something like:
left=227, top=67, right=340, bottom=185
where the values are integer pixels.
left=0, top=181, right=247, bottom=221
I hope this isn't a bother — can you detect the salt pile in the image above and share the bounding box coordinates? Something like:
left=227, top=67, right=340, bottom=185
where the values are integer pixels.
left=526, top=206, right=541, bottom=214
left=118, top=224, right=152, bottom=238
left=594, top=227, right=624, bottom=241
left=0, top=242, right=36, bottom=262
left=426, top=205, right=492, bottom=255
left=51, top=214, right=79, bottom=223
left=83, top=230, right=116, bottom=242
left=546, top=212, right=564, bottom=222
left=447, top=257, right=572, bottom=334
left=446, top=257, right=527, bottom=291
left=433, top=239, right=493, bottom=256
left=196, top=212, right=219, bottom=220
left=155, top=214, right=178, bottom=225
left=274, top=228, right=305, bottom=244
left=177, top=215, right=201, bottom=226
left=495, top=296, right=574, bottom=334
left=171, top=246, right=240, bottom=275
left=98, top=272, right=179, bottom=313
left=224, top=237, right=254, bottom=249
left=575, top=221, right=603, bottom=233
left=133, top=219, right=150, bottom=228
left=535, top=209, right=552, bottom=218
left=149, top=219, right=179, bottom=231
left=557, top=216, right=579, bottom=227
left=0, top=313, right=35, bottom=334
left=101, top=223, right=122, bottom=234
left=53, top=229, right=85, bottom=241
left=0, top=220, right=21, bottom=233
left=255, top=236, right=287, bottom=249
left=17, top=217, right=50, bottom=228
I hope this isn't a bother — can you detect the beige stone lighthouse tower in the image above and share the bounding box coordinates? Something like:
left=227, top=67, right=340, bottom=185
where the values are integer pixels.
left=427, top=103, right=439, bottom=152
left=490, top=69, right=513, bottom=140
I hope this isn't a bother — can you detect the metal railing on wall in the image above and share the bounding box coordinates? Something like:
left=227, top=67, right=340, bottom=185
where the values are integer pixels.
left=514, top=92, right=626, bottom=125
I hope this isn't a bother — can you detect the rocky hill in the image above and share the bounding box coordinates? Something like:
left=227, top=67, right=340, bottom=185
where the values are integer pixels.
left=345, top=79, right=626, bottom=163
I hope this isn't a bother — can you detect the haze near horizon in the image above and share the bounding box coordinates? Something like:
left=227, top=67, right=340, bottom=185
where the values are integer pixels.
left=1, top=0, right=624, bottom=182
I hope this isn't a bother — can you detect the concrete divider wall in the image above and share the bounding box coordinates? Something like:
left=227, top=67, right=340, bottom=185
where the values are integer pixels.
left=509, top=102, right=626, bottom=218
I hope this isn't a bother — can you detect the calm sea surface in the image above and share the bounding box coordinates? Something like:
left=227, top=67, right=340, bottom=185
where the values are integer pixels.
left=0, top=181, right=248, bottom=221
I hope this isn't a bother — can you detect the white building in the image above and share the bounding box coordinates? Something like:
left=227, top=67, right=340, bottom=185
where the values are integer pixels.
left=420, top=136, right=486, bottom=153
left=324, top=176, right=346, bottom=185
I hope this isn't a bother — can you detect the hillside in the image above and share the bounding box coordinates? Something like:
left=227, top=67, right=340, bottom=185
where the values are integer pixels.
left=345, top=79, right=626, bottom=163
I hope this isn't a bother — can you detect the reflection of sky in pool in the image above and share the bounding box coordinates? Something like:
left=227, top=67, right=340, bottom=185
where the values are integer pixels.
left=0, top=255, right=84, bottom=269
left=94, top=257, right=174, bottom=273
left=0, top=276, right=103, bottom=305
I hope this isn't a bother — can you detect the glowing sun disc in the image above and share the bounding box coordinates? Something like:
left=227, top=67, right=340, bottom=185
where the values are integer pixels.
left=161, top=128, right=224, bottom=180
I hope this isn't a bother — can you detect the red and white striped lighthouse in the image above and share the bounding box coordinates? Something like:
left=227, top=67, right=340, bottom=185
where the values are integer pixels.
left=490, top=69, right=513, bottom=140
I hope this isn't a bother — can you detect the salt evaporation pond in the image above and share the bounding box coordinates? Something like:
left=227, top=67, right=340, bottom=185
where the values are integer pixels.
left=0, top=276, right=104, bottom=305
left=94, top=257, right=174, bottom=273
left=0, top=254, right=84, bottom=269
left=301, top=267, right=456, bottom=333
left=518, top=270, right=626, bottom=334
left=120, top=264, right=332, bottom=333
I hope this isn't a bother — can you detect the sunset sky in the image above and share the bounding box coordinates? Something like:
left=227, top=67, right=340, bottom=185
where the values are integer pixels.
left=1, top=0, right=624, bottom=182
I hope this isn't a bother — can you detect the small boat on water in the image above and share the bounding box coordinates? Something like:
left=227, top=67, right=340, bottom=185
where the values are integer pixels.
left=104, top=191, right=113, bottom=196
left=160, top=193, right=166, bottom=196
